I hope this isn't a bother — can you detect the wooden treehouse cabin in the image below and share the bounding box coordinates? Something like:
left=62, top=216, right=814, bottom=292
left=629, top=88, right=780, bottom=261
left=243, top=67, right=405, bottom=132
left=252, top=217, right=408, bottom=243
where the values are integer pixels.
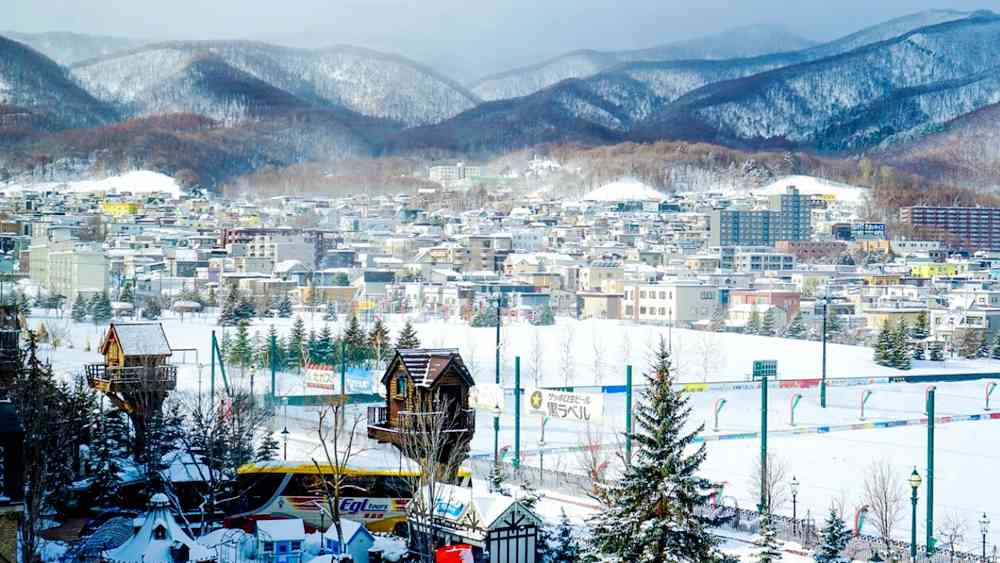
left=0, top=305, right=20, bottom=398
left=367, top=349, right=476, bottom=463
left=86, top=323, right=176, bottom=458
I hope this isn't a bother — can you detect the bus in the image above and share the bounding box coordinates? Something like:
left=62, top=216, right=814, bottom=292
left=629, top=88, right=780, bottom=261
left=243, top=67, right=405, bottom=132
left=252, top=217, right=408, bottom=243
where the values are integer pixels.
left=224, top=453, right=472, bottom=534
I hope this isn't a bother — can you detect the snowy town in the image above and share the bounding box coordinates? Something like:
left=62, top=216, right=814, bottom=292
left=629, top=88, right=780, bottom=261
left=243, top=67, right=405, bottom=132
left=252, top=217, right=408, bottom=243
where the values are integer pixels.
left=0, top=158, right=996, bottom=563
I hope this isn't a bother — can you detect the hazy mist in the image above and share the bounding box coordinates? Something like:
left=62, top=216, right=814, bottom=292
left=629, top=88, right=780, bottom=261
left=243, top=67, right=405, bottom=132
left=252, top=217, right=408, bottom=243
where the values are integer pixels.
left=8, top=0, right=1000, bottom=79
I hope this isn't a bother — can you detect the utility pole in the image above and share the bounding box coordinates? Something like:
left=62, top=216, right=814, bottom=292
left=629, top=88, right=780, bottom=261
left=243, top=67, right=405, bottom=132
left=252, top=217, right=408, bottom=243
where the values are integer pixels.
left=514, top=356, right=521, bottom=471
left=927, top=386, right=936, bottom=554
left=821, top=286, right=828, bottom=408
left=760, top=368, right=768, bottom=513
left=269, top=330, right=277, bottom=409
left=625, top=365, right=633, bottom=466
left=493, top=291, right=502, bottom=468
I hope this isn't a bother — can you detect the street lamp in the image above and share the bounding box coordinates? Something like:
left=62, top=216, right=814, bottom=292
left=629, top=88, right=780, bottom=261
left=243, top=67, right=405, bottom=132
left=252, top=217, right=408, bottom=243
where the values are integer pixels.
left=281, top=426, right=290, bottom=461
left=981, top=512, right=991, bottom=562
left=820, top=286, right=829, bottom=408
left=790, top=476, right=800, bottom=534
left=909, top=468, right=922, bottom=562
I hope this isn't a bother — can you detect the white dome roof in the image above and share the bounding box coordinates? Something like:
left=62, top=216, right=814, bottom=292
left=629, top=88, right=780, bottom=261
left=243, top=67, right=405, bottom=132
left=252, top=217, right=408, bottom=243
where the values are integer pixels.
left=583, top=178, right=665, bottom=202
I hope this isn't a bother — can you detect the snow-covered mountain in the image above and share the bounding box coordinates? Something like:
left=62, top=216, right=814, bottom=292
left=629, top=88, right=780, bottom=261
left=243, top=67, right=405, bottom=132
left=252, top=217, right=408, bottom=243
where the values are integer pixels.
left=469, top=23, right=817, bottom=101
left=0, top=35, right=116, bottom=132
left=70, top=41, right=481, bottom=126
left=3, top=31, right=150, bottom=65
left=393, top=11, right=1000, bottom=155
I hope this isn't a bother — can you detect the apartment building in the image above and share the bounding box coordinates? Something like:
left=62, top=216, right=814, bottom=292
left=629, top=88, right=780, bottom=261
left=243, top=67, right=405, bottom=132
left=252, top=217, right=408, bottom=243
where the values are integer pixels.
left=900, top=206, right=1000, bottom=250
left=622, top=282, right=718, bottom=324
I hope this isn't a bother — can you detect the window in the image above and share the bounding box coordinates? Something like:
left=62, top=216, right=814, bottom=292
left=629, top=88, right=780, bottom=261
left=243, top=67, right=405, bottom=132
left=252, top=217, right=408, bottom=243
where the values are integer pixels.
left=154, top=525, right=167, bottom=540
left=263, top=543, right=274, bottom=553
left=278, top=543, right=289, bottom=554
left=290, top=542, right=302, bottom=552
left=396, top=377, right=407, bottom=396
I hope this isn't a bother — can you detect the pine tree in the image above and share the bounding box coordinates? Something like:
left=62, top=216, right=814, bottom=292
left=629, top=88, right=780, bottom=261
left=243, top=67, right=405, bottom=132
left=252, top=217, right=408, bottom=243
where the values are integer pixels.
left=745, top=308, right=762, bottom=335
left=286, top=317, right=306, bottom=370
left=395, top=319, right=421, bottom=350
left=228, top=320, right=254, bottom=371
left=90, top=291, right=113, bottom=324
left=16, top=292, right=31, bottom=317
left=874, top=323, right=893, bottom=367
left=322, top=301, right=337, bottom=322
left=911, top=311, right=930, bottom=340
left=546, top=510, right=581, bottom=563
left=912, top=341, right=926, bottom=361
left=119, top=281, right=134, bottom=304
left=752, top=511, right=783, bottom=563
left=760, top=308, right=777, bottom=337
left=892, top=320, right=912, bottom=370
left=930, top=340, right=945, bottom=362
left=783, top=313, right=806, bottom=339
left=277, top=295, right=293, bottom=318
left=826, top=312, right=845, bottom=343
left=344, top=315, right=366, bottom=364
left=218, top=285, right=241, bottom=326
left=532, top=304, right=555, bottom=326
left=86, top=409, right=131, bottom=507
left=315, top=325, right=335, bottom=366
left=264, top=324, right=284, bottom=369
left=255, top=429, right=280, bottom=462
left=470, top=306, right=499, bottom=328
left=236, top=294, right=257, bottom=321
left=959, top=330, right=982, bottom=360
left=978, top=330, right=991, bottom=359
left=589, top=338, right=718, bottom=562
left=142, top=298, right=162, bottom=320
left=814, top=507, right=851, bottom=563
left=306, top=329, right=319, bottom=364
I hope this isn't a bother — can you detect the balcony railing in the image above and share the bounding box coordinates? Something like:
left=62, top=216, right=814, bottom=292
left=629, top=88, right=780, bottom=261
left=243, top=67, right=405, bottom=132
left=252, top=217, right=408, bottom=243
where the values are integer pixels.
left=85, top=363, right=177, bottom=391
left=367, top=406, right=475, bottom=434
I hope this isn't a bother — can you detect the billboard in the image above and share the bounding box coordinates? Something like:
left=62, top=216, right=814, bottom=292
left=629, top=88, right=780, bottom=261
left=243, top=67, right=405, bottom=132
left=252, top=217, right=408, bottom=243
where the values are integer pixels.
left=525, top=387, right=604, bottom=424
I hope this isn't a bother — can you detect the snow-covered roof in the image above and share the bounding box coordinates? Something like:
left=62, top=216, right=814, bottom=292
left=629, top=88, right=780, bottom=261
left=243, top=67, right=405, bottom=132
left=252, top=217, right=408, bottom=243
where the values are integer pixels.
left=583, top=178, right=666, bottom=203
left=420, top=484, right=541, bottom=536
left=103, top=323, right=173, bottom=357
left=323, top=519, right=372, bottom=545
left=387, top=348, right=475, bottom=388
left=256, top=519, right=305, bottom=542
left=103, top=494, right=215, bottom=563
left=753, top=175, right=869, bottom=203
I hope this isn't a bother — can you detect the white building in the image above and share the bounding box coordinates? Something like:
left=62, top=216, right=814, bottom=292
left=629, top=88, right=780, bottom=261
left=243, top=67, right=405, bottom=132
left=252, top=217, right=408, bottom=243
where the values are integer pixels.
left=43, top=243, right=107, bottom=298
left=623, top=281, right=718, bottom=324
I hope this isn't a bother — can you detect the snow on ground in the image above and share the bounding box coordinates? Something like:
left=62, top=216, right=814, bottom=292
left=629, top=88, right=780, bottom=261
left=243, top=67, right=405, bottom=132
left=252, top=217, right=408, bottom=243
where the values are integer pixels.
left=752, top=174, right=870, bottom=204
left=30, top=311, right=1000, bottom=552
left=582, top=177, right=666, bottom=202
left=2, top=170, right=183, bottom=199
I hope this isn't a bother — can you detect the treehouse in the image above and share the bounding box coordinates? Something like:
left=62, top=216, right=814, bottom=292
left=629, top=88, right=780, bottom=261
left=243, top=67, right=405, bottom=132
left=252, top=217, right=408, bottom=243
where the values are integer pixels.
left=86, top=323, right=176, bottom=458
left=367, top=349, right=475, bottom=463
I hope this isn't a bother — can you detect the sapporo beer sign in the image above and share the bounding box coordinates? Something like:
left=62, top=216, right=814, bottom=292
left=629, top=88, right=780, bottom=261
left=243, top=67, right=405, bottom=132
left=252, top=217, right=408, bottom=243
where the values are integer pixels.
left=526, top=388, right=604, bottom=424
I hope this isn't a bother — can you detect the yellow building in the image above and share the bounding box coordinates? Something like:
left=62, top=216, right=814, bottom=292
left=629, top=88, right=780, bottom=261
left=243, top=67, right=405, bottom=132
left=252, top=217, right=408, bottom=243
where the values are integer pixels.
left=910, top=263, right=958, bottom=278
left=100, top=200, right=141, bottom=217
left=864, top=308, right=926, bottom=330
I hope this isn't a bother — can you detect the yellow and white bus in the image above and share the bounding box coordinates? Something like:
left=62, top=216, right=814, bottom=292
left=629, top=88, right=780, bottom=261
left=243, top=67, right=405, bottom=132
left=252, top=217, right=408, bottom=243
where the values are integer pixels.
left=225, top=454, right=471, bottom=534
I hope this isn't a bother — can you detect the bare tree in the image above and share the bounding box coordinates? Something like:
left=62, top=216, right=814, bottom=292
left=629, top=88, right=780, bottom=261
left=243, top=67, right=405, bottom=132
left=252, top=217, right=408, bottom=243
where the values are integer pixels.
left=576, top=424, right=611, bottom=503
left=938, top=512, right=967, bottom=562
left=463, top=333, right=480, bottom=380
left=694, top=332, right=722, bottom=382
left=398, top=395, right=473, bottom=563
left=591, top=325, right=603, bottom=384
left=749, top=452, right=790, bottom=513
left=311, top=401, right=369, bottom=557
left=863, top=460, right=905, bottom=553
left=529, top=327, right=543, bottom=387
left=559, top=325, right=575, bottom=387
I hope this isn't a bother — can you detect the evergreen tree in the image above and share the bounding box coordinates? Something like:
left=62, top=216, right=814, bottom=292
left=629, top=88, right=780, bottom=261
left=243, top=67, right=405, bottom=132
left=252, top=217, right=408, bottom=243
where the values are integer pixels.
left=90, top=291, right=113, bottom=324
left=285, top=317, right=306, bottom=370
left=589, top=338, right=718, bottom=562
left=314, top=325, right=335, bottom=366
left=546, top=510, right=581, bottom=563
left=236, top=294, right=257, bottom=321
left=978, top=330, right=991, bottom=359
left=783, top=313, right=806, bottom=339
left=322, top=301, right=337, bottom=322
left=760, top=308, right=777, bottom=337
left=86, top=409, right=131, bottom=507
left=306, top=329, right=319, bottom=364
left=16, top=292, right=31, bottom=317
left=912, top=341, right=926, bottom=361
left=745, top=308, right=762, bottom=335
left=217, top=285, right=241, bottom=326
left=470, top=306, right=499, bottom=328
left=368, top=318, right=391, bottom=362
left=826, top=312, right=845, bottom=343
left=930, top=340, right=945, bottom=362
left=119, top=281, right=134, bottom=304
left=911, top=311, right=930, bottom=340
left=532, top=304, right=556, bottom=326
left=344, top=315, right=366, bottom=364
left=255, top=429, right=280, bottom=462
left=141, top=298, right=162, bottom=320
left=229, top=320, right=254, bottom=371
left=959, top=330, right=982, bottom=360
left=264, top=325, right=284, bottom=369
left=220, top=331, right=233, bottom=358
left=395, top=319, right=421, bottom=350
left=752, top=512, right=783, bottom=563
left=277, top=295, right=293, bottom=318
left=892, top=320, right=912, bottom=370
left=814, top=507, right=851, bottom=563
left=874, top=323, right=893, bottom=367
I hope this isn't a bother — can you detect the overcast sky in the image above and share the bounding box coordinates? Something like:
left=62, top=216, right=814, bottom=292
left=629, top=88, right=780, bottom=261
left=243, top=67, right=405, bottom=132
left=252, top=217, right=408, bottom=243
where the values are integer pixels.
left=8, top=0, right=1000, bottom=77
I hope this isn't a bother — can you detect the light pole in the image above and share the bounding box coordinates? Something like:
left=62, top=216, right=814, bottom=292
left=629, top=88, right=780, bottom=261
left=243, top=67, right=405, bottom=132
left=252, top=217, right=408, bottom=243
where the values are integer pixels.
left=909, top=468, right=922, bottom=562
left=820, top=286, right=829, bottom=408
left=981, top=512, right=991, bottom=563
left=790, top=476, right=800, bottom=535
left=281, top=426, right=290, bottom=461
